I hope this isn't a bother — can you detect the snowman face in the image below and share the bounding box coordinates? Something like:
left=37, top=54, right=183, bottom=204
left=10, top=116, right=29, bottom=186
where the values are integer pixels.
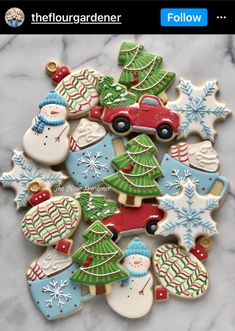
left=40, top=104, right=67, bottom=121
left=123, top=254, right=150, bottom=273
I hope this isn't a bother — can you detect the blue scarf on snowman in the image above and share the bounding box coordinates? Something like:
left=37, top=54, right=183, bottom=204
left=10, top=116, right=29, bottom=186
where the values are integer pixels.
left=32, top=114, right=65, bottom=133
left=121, top=237, right=151, bottom=286
left=32, top=90, right=67, bottom=134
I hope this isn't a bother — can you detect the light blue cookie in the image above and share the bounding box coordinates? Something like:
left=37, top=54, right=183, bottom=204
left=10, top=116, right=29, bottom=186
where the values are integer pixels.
left=158, top=154, right=228, bottom=200
left=65, top=134, right=126, bottom=188
left=28, top=263, right=91, bottom=320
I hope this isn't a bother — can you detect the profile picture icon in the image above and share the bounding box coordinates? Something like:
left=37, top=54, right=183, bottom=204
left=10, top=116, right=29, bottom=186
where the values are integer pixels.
left=5, top=7, right=25, bottom=28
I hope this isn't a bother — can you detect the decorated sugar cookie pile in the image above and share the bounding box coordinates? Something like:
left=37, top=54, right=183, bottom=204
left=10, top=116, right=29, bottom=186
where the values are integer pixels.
left=0, top=41, right=232, bottom=320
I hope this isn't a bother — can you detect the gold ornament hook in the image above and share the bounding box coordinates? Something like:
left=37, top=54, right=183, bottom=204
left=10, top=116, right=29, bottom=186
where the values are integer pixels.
left=198, top=236, right=213, bottom=250
left=28, top=179, right=44, bottom=193
left=46, top=60, right=60, bottom=74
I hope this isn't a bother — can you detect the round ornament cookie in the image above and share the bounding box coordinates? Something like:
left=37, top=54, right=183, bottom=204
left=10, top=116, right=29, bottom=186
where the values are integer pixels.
left=23, top=90, right=71, bottom=166
left=167, top=79, right=231, bottom=142
left=106, top=237, right=153, bottom=319
left=47, top=61, right=100, bottom=118
left=21, top=184, right=82, bottom=246
left=153, top=243, right=209, bottom=299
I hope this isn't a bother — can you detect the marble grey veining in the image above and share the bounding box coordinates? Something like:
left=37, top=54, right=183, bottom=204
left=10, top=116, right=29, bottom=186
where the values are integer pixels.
left=0, top=34, right=235, bottom=331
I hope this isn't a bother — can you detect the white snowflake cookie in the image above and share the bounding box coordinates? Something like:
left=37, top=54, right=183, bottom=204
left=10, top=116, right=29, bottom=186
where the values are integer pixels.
left=155, top=179, right=220, bottom=251
left=0, top=150, right=67, bottom=209
left=167, top=79, right=231, bottom=142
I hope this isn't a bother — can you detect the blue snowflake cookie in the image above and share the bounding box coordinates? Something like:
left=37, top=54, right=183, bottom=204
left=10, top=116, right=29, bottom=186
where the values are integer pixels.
left=167, top=79, right=231, bottom=142
left=156, top=179, right=220, bottom=251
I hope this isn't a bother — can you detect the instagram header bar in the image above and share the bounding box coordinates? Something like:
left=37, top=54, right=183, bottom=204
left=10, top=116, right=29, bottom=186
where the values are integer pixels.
left=0, top=1, right=234, bottom=34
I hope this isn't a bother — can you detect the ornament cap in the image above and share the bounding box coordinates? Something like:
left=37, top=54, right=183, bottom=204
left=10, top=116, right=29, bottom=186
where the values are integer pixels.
left=28, top=179, right=44, bottom=193
left=46, top=60, right=60, bottom=74
left=198, top=236, right=213, bottom=250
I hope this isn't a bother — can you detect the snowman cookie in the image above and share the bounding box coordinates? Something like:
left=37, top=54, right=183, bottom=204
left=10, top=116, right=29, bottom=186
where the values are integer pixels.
left=106, top=237, right=153, bottom=319
left=156, top=179, right=220, bottom=251
left=65, top=119, right=127, bottom=189
left=46, top=61, right=100, bottom=119
left=167, top=79, right=231, bottom=141
left=153, top=243, right=209, bottom=300
left=0, top=150, right=67, bottom=209
left=23, top=90, right=70, bottom=166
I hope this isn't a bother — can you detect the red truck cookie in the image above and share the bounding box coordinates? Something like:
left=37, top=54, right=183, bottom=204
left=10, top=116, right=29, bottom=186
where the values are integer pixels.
left=90, top=95, right=179, bottom=141
left=101, top=203, right=164, bottom=241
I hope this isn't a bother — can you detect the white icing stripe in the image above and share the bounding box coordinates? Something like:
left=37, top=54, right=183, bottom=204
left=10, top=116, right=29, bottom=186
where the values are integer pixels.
left=133, top=71, right=169, bottom=91
left=124, top=46, right=140, bottom=67
left=119, top=166, right=159, bottom=177
left=80, top=251, right=119, bottom=270
left=118, top=171, right=157, bottom=189
left=120, top=45, right=139, bottom=53
left=80, top=269, right=120, bottom=277
left=84, top=232, right=107, bottom=248
left=125, top=57, right=157, bottom=72
left=133, top=139, right=154, bottom=149
left=83, top=247, right=116, bottom=256
left=127, top=152, right=157, bottom=169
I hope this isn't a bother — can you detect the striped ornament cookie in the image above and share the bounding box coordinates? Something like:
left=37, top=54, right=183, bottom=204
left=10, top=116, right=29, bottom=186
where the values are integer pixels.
left=21, top=196, right=81, bottom=246
left=153, top=243, right=209, bottom=299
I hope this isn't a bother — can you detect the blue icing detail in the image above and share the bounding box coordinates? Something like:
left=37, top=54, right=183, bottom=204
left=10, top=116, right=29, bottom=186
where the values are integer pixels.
left=158, top=154, right=228, bottom=199
left=158, top=180, right=219, bottom=250
left=65, top=134, right=125, bottom=188
left=39, top=90, right=68, bottom=108
left=168, top=80, right=230, bottom=140
left=0, top=151, right=66, bottom=208
left=28, top=263, right=91, bottom=320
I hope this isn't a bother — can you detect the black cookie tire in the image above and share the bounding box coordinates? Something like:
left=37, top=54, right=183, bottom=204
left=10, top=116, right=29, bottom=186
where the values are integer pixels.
left=109, top=228, right=119, bottom=242
left=112, top=117, right=131, bottom=133
left=145, top=220, right=158, bottom=235
left=156, top=124, right=173, bottom=140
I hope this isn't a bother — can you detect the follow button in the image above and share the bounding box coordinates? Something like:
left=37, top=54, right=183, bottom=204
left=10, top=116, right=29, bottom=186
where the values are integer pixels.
left=161, top=8, right=208, bottom=27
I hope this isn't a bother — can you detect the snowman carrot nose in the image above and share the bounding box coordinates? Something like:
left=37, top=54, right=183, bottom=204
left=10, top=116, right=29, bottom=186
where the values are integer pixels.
left=134, top=260, right=141, bottom=265
left=51, top=110, right=59, bottom=115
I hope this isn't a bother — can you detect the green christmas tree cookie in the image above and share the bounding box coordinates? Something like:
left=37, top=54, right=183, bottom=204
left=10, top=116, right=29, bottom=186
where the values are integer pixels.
left=97, top=75, right=136, bottom=107
left=75, top=192, right=117, bottom=222
left=103, top=134, right=162, bottom=207
left=70, top=221, right=129, bottom=296
left=118, top=41, right=175, bottom=104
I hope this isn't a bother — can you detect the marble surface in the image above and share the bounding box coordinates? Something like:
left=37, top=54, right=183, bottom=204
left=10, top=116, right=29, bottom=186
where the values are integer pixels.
left=0, top=34, right=235, bottom=331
